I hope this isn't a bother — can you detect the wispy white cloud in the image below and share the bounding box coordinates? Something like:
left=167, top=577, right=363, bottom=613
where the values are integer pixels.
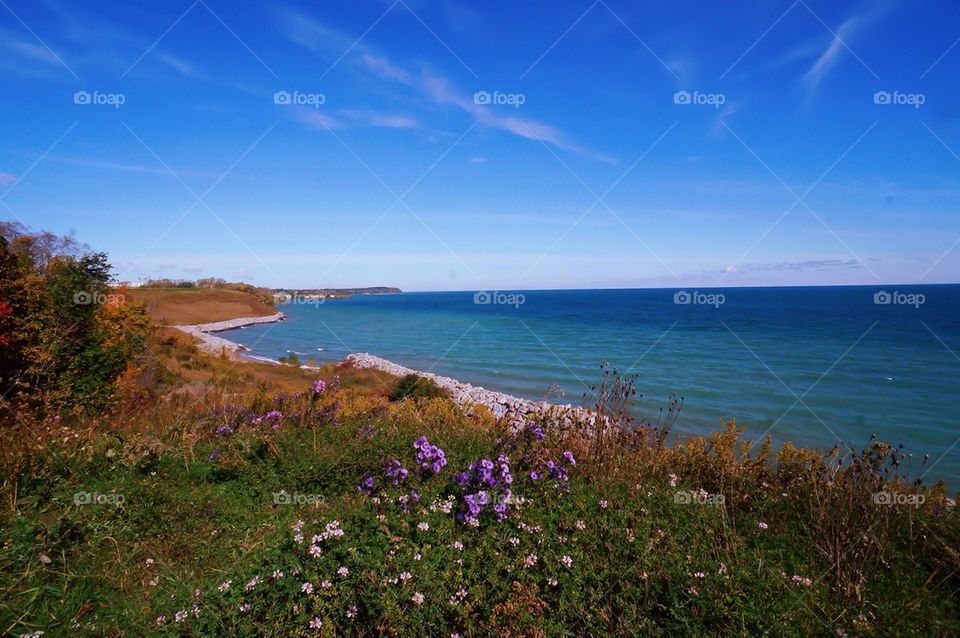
left=802, top=15, right=860, bottom=107
left=0, top=28, right=72, bottom=79
left=292, top=109, right=344, bottom=130
left=45, top=154, right=224, bottom=178
left=279, top=9, right=614, bottom=163
left=362, top=112, right=421, bottom=129
left=157, top=52, right=201, bottom=78
left=731, top=258, right=863, bottom=273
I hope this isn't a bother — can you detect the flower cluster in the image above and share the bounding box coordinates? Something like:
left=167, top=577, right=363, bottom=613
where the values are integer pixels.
left=413, top=435, right=447, bottom=476
left=384, top=459, right=409, bottom=486
left=312, top=378, right=326, bottom=394
left=213, top=423, right=234, bottom=437
left=251, top=410, right=284, bottom=430
left=525, top=420, right=545, bottom=441
left=358, top=474, right=375, bottom=496
left=529, top=450, right=576, bottom=490
left=453, top=454, right=514, bottom=524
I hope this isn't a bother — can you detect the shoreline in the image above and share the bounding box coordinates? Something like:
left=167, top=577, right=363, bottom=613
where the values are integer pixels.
left=174, top=312, right=586, bottom=426
left=175, top=312, right=286, bottom=357
left=345, top=353, right=594, bottom=428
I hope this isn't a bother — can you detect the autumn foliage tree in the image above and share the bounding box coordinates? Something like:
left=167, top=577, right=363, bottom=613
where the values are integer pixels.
left=0, top=223, right=149, bottom=418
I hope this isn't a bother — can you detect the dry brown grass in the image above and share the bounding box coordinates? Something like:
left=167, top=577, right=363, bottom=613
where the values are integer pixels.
left=124, top=287, right=276, bottom=325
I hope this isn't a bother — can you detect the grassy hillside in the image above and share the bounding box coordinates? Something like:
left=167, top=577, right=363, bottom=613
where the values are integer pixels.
left=125, top=287, right=276, bottom=325
left=2, top=351, right=958, bottom=636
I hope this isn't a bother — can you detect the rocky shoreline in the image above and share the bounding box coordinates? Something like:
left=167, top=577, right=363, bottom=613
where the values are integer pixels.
left=176, top=313, right=286, bottom=356
left=344, top=353, right=596, bottom=429
left=175, top=321, right=596, bottom=428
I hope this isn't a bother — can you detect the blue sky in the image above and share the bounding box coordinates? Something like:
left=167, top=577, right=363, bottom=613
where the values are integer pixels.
left=1, top=0, right=959, bottom=290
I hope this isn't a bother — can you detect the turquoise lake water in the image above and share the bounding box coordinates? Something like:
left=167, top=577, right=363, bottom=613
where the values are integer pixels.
left=229, top=286, right=960, bottom=487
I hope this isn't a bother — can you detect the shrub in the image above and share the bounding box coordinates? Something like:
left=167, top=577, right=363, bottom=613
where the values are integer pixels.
left=389, top=374, right=447, bottom=402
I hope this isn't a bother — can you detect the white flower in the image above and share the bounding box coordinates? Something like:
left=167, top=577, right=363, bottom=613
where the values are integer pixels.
left=309, top=616, right=323, bottom=629
left=509, top=536, right=520, bottom=546
left=217, top=580, right=232, bottom=592
left=453, top=540, right=464, bottom=551
left=575, top=520, right=586, bottom=530
left=412, top=592, right=425, bottom=605
left=399, top=571, right=412, bottom=583
left=561, top=555, right=573, bottom=568
left=792, top=574, right=813, bottom=587
left=758, top=521, right=769, bottom=530
left=523, top=554, right=538, bottom=567
left=174, top=610, right=187, bottom=623
left=417, top=522, right=429, bottom=531
left=239, top=603, right=251, bottom=612
left=301, top=582, right=313, bottom=594
left=321, top=579, right=332, bottom=589
left=337, top=566, right=349, bottom=577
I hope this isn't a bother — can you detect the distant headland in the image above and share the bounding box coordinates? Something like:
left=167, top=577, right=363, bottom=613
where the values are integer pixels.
left=271, top=286, right=402, bottom=302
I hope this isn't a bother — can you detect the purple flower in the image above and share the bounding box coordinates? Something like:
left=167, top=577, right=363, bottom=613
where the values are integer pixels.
left=454, top=456, right=514, bottom=524
left=312, top=379, right=326, bottom=394
left=213, top=423, right=234, bottom=437
left=384, top=459, right=409, bottom=486
left=526, top=421, right=545, bottom=441
left=207, top=448, right=222, bottom=462
left=413, top=436, right=447, bottom=477
left=358, top=475, right=375, bottom=496
left=563, top=451, right=576, bottom=466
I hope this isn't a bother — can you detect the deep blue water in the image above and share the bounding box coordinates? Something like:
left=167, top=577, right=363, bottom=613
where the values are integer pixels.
left=229, top=286, right=960, bottom=487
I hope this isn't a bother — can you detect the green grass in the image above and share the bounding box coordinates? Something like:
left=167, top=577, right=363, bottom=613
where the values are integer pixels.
left=2, top=389, right=958, bottom=637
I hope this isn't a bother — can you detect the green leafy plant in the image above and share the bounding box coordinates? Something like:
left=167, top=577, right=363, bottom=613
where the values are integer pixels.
left=389, top=373, right=447, bottom=402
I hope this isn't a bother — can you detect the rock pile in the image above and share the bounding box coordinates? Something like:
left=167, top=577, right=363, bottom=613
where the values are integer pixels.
left=344, top=352, right=597, bottom=429
left=176, top=313, right=286, bottom=355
